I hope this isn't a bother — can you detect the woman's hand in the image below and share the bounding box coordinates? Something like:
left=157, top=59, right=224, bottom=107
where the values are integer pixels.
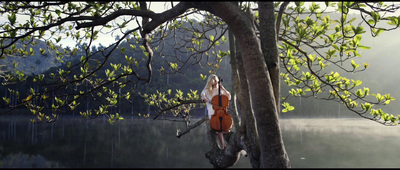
left=202, top=93, right=209, bottom=103
left=203, top=97, right=209, bottom=103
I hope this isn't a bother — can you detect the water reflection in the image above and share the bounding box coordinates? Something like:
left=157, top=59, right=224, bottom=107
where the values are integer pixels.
left=1, top=116, right=400, bottom=168
left=0, top=115, right=250, bottom=168
left=281, top=118, right=400, bottom=168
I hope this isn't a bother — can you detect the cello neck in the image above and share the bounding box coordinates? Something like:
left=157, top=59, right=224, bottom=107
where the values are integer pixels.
left=218, top=77, right=222, bottom=106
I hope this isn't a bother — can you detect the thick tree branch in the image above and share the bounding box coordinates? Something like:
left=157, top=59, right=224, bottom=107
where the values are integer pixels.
left=276, top=2, right=289, bottom=40
left=142, top=2, right=192, bottom=34
left=75, top=9, right=158, bottom=29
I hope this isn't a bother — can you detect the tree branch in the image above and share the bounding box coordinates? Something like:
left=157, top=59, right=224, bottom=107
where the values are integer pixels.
left=276, top=2, right=289, bottom=40
left=142, top=2, right=192, bottom=34
left=176, top=116, right=207, bottom=138
left=153, top=99, right=204, bottom=120
left=75, top=9, right=158, bottom=29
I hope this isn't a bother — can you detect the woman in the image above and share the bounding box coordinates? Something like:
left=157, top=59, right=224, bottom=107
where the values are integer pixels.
left=201, top=74, right=231, bottom=149
left=201, top=74, right=231, bottom=119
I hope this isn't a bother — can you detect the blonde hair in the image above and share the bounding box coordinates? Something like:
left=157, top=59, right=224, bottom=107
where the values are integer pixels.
left=203, top=74, right=218, bottom=94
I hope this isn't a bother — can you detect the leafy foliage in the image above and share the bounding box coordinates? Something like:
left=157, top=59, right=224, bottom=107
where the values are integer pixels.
left=0, top=1, right=230, bottom=124
left=278, top=2, right=400, bottom=125
left=1, top=2, right=400, bottom=127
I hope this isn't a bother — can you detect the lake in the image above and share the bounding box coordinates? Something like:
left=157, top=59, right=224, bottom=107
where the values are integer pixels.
left=1, top=115, right=400, bottom=168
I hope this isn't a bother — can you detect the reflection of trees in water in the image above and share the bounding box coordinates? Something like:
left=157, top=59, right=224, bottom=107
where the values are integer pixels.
left=1, top=152, right=63, bottom=168
left=0, top=116, right=250, bottom=168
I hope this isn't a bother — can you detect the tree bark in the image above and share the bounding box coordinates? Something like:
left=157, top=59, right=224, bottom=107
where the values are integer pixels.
left=229, top=27, right=241, bottom=131
left=236, top=44, right=261, bottom=168
left=201, top=2, right=290, bottom=168
left=259, top=1, right=281, bottom=114
left=229, top=20, right=261, bottom=167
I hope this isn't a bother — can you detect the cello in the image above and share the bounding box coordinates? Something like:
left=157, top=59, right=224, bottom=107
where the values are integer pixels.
left=209, top=77, right=233, bottom=149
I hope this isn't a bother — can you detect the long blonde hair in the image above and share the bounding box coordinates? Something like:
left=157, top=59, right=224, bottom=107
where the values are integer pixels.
left=203, top=74, right=218, bottom=95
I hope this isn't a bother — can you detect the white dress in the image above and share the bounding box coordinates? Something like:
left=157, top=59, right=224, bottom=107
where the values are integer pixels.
left=201, top=87, right=231, bottom=119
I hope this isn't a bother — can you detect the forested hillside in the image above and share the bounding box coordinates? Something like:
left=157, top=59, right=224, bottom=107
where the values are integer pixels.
left=0, top=40, right=70, bottom=75
left=0, top=19, right=231, bottom=117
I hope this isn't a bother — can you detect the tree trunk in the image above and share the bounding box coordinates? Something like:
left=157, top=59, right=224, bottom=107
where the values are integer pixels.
left=230, top=23, right=261, bottom=168
left=236, top=44, right=261, bottom=168
left=229, top=27, right=241, bottom=131
left=259, top=1, right=281, bottom=114
left=204, top=2, right=290, bottom=168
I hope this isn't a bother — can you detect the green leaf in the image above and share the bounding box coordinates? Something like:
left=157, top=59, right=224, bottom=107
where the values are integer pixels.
left=200, top=73, right=206, bottom=81
left=371, top=11, right=380, bottom=22
left=305, top=16, right=313, bottom=26
left=40, top=48, right=45, bottom=54
left=351, top=60, right=359, bottom=69
left=55, top=9, right=61, bottom=16
left=368, top=19, right=375, bottom=25
left=295, top=2, right=304, bottom=7
left=56, top=36, right=62, bottom=43
left=356, top=89, right=363, bottom=97
left=353, top=26, right=365, bottom=35
left=169, top=62, right=178, bottom=70
left=358, top=45, right=371, bottom=49
left=353, top=34, right=361, bottom=45
left=372, top=28, right=385, bottom=36
left=209, top=35, right=215, bottom=42
left=8, top=13, right=16, bottom=25
left=375, top=93, right=384, bottom=102
left=282, top=102, right=295, bottom=113
left=120, top=47, right=126, bottom=54
left=221, top=36, right=226, bottom=43
left=362, top=103, right=373, bottom=111
left=332, top=44, right=339, bottom=51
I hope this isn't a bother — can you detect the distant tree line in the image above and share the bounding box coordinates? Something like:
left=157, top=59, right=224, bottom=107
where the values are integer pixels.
left=0, top=19, right=231, bottom=118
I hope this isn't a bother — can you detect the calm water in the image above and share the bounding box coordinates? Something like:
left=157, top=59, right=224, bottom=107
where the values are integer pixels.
left=282, top=118, right=400, bottom=168
left=1, top=115, right=400, bottom=168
